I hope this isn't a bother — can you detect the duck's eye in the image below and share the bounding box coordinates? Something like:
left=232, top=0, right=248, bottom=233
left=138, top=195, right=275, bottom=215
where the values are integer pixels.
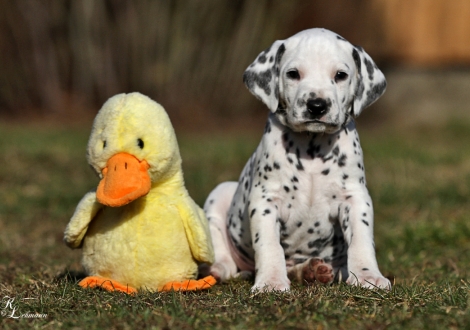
left=137, top=138, right=144, bottom=149
left=103, top=140, right=107, bottom=148
left=286, top=69, right=300, bottom=80
left=335, top=71, right=348, bottom=82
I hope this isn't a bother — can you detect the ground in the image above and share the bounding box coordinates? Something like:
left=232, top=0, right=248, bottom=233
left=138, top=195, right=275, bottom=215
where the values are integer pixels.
left=0, top=117, right=469, bottom=329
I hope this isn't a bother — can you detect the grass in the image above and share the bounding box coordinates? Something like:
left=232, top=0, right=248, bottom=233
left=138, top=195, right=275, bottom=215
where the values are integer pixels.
left=0, top=119, right=469, bottom=329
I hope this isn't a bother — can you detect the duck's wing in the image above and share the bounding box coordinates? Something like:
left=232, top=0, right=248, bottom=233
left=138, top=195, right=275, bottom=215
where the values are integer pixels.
left=176, top=198, right=215, bottom=264
left=64, top=191, right=103, bottom=249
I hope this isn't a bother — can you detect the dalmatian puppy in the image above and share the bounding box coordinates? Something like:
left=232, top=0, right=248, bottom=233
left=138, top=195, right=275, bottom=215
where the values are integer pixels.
left=204, top=28, right=391, bottom=292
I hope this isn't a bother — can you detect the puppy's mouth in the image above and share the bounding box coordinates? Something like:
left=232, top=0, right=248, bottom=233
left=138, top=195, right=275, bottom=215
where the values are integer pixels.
left=299, top=120, right=342, bottom=133
left=305, top=120, right=339, bottom=127
left=304, top=119, right=338, bottom=126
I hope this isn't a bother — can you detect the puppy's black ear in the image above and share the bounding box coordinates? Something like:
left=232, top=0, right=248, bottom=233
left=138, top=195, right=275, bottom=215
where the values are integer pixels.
left=351, top=46, right=386, bottom=117
left=243, top=40, right=286, bottom=112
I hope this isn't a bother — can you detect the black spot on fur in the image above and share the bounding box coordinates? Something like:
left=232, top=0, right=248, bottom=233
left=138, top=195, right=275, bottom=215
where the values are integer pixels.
left=297, top=98, right=306, bottom=107
left=295, top=148, right=304, bottom=170
left=238, top=209, right=243, bottom=221
left=243, top=69, right=273, bottom=97
left=321, top=169, right=330, bottom=175
left=250, top=208, right=256, bottom=218
left=282, top=131, right=290, bottom=142
left=264, top=121, right=272, bottom=133
left=352, top=48, right=362, bottom=73
left=338, top=154, right=347, bottom=167
left=352, top=48, right=365, bottom=101
left=364, top=80, right=387, bottom=108
left=308, top=236, right=331, bottom=249
left=364, top=57, right=374, bottom=80
left=322, top=155, right=333, bottom=163
left=274, top=44, right=286, bottom=77
left=306, top=145, right=315, bottom=158
left=362, top=219, right=369, bottom=226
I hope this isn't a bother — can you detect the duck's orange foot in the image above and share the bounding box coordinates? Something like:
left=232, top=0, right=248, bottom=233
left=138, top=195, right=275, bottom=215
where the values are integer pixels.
left=158, top=275, right=217, bottom=292
left=79, top=276, right=137, bottom=294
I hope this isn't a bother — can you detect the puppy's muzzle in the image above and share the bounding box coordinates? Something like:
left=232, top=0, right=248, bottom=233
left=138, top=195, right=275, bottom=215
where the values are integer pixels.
left=306, top=98, right=328, bottom=118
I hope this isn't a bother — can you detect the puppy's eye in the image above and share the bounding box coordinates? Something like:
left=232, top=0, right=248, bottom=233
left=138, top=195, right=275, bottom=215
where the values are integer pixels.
left=137, top=138, right=144, bottom=149
left=286, top=69, right=300, bottom=80
left=335, top=71, right=348, bottom=82
left=103, top=141, right=107, bottom=148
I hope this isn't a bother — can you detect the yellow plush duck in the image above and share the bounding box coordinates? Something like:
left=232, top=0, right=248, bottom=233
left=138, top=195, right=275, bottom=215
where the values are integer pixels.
left=64, top=92, right=215, bottom=293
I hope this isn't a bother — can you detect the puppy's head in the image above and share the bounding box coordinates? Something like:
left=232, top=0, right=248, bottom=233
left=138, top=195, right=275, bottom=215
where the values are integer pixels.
left=243, top=28, right=386, bottom=133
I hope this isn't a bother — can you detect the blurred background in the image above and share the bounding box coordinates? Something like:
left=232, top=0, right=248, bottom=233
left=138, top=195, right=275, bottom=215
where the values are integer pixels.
left=1, top=0, right=470, bottom=130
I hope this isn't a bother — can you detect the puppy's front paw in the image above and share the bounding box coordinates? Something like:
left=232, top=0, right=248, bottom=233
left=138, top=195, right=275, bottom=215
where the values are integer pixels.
left=347, top=269, right=391, bottom=290
left=251, top=275, right=290, bottom=292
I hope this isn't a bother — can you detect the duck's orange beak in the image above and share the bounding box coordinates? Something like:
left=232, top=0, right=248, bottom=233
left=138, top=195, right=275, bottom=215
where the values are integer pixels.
left=96, top=153, right=151, bottom=207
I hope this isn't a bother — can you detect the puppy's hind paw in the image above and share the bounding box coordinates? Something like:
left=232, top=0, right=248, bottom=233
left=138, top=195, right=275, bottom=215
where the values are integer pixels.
left=288, top=258, right=334, bottom=285
left=208, top=262, right=237, bottom=283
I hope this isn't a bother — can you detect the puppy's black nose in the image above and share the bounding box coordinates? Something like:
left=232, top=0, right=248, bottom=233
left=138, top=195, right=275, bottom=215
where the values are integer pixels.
left=306, top=98, right=328, bottom=116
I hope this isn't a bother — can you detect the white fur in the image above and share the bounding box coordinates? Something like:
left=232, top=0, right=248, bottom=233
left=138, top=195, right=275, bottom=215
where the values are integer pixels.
left=204, top=29, right=390, bottom=292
